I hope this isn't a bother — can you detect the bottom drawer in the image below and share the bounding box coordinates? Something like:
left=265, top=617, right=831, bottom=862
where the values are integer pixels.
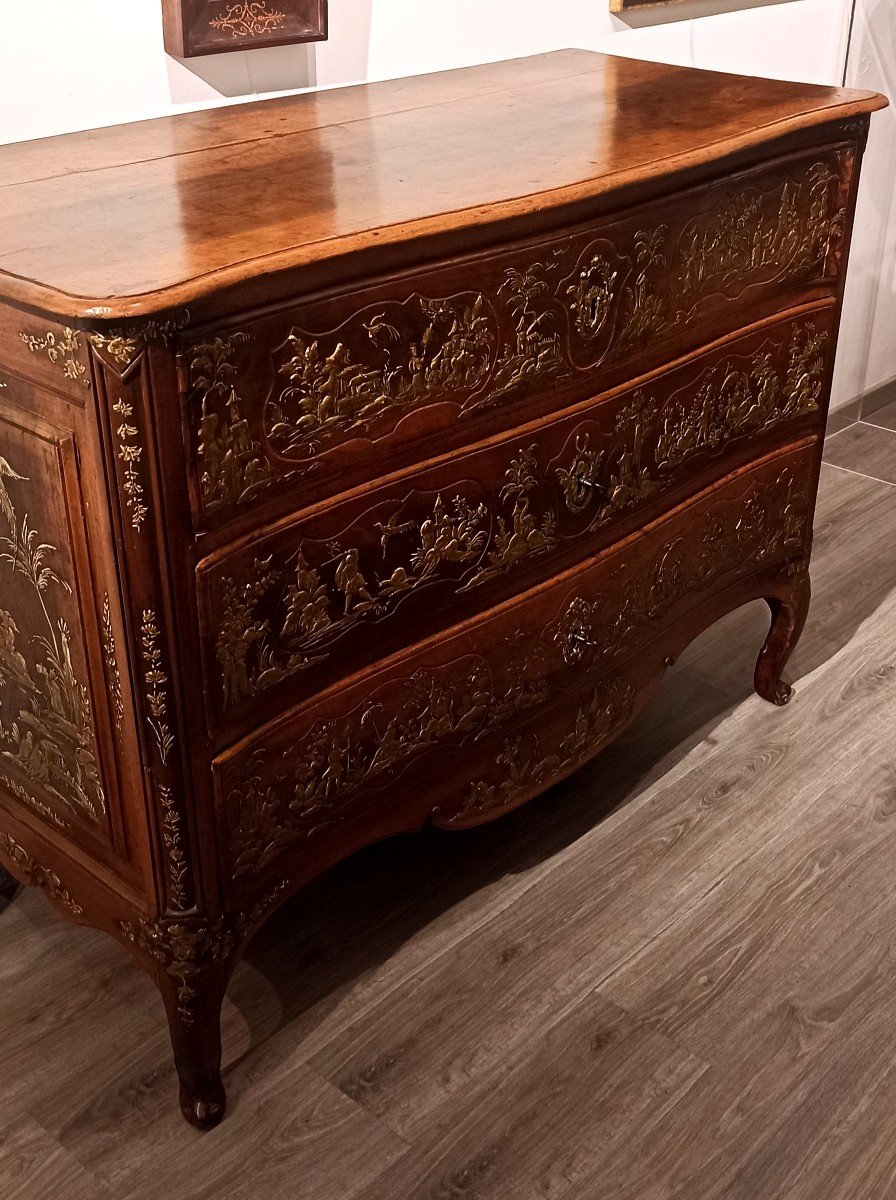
left=215, top=439, right=815, bottom=900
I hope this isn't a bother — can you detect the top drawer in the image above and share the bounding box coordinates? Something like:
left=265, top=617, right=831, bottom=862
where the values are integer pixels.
left=180, top=143, right=854, bottom=536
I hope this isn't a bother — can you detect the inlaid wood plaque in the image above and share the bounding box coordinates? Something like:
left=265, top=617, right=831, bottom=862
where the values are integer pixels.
left=163, top=0, right=327, bottom=58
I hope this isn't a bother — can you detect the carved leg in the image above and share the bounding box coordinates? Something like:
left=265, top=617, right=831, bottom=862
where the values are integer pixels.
left=157, top=961, right=227, bottom=1130
left=754, top=569, right=811, bottom=706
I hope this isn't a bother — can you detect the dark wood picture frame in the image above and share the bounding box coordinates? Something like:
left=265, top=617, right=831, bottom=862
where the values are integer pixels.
left=610, top=0, right=687, bottom=11
left=163, top=0, right=328, bottom=58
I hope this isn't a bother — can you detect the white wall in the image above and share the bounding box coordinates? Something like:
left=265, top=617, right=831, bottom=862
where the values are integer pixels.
left=835, top=0, right=896, bottom=409
left=0, top=0, right=887, bottom=410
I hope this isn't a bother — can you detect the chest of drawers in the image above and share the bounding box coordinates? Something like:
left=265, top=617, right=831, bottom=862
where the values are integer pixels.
left=0, top=50, right=885, bottom=1128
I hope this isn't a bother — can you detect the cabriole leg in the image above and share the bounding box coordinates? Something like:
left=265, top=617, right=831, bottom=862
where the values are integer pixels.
left=754, top=568, right=811, bottom=707
left=157, top=959, right=227, bottom=1130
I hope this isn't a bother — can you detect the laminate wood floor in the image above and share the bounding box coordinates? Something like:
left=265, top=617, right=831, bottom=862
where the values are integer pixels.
left=2, top=430, right=895, bottom=1199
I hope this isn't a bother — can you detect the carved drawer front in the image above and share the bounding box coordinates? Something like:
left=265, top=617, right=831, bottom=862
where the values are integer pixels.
left=0, top=401, right=113, bottom=843
left=198, top=306, right=833, bottom=736
left=183, top=145, right=852, bottom=532
left=214, top=438, right=816, bottom=899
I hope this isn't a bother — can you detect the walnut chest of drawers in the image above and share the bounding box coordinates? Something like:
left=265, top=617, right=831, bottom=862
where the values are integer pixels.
left=0, top=51, right=885, bottom=1127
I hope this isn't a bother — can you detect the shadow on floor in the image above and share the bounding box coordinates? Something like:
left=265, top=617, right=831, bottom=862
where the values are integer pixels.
left=226, top=454, right=896, bottom=1086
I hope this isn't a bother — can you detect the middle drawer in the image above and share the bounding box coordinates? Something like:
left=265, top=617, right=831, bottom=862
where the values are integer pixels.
left=197, top=305, right=832, bottom=737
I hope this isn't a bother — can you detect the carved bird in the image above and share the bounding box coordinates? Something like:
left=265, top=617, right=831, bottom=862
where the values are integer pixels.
left=362, top=313, right=401, bottom=349
left=0, top=457, right=27, bottom=532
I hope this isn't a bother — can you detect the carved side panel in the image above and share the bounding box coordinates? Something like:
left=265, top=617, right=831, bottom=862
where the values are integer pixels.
left=183, top=146, right=853, bottom=529
left=214, top=441, right=816, bottom=897
left=198, top=309, right=833, bottom=732
left=0, top=407, right=109, bottom=835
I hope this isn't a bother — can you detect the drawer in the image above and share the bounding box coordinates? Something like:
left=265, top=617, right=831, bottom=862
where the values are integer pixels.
left=198, top=306, right=832, bottom=737
left=182, top=144, right=852, bottom=535
left=214, top=438, right=816, bottom=899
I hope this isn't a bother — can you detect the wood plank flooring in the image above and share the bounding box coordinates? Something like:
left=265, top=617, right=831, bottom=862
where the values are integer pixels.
left=2, top=424, right=895, bottom=1199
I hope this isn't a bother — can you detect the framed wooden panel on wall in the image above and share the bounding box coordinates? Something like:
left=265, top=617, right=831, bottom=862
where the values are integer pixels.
left=163, top=0, right=328, bottom=58
left=610, top=0, right=687, bottom=10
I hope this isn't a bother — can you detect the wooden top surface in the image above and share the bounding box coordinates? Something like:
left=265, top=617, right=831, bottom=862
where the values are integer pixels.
left=0, top=50, right=885, bottom=321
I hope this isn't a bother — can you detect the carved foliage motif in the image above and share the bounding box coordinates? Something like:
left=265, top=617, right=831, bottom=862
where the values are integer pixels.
left=226, top=650, right=550, bottom=876
left=159, top=787, right=189, bottom=911
left=211, top=2, right=287, bottom=37
left=101, top=594, right=124, bottom=731
left=0, top=831, right=83, bottom=915
left=0, top=456, right=105, bottom=823
left=19, top=328, right=85, bottom=382
left=112, top=396, right=149, bottom=532
left=89, top=333, right=140, bottom=368
left=140, top=611, right=174, bottom=765
left=120, top=916, right=231, bottom=1026
left=191, top=155, right=847, bottom=517
left=120, top=882, right=287, bottom=1025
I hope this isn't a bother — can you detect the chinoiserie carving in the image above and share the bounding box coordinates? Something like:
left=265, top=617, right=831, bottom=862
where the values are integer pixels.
left=485, top=261, right=569, bottom=400
left=209, top=321, right=825, bottom=709
left=556, top=322, right=827, bottom=522
left=140, top=610, right=174, bottom=765
left=160, top=786, right=189, bottom=911
left=211, top=446, right=560, bottom=707
left=555, top=466, right=811, bottom=667
left=101, top=594, right=124, bottom=731
left=211, top=2, right=287, bottom=37
left=0, top=831, right=83, bottom=915
left=112, top=396, right=149, bottom=531
left=465, top=444, right=557, bottom=585
left=566, top=161, right=845, bottom=353
left=20, top=327, right=86, bottom=382
left=673, top=162, right=845, bottom=312
left=453, top=678, right=638, bottom=824
left=191, top=334, right=272, bottom=513
left=226, top=652, right=550, bottom=876
left=0, top=456, right=106, bottom=822
left=270, top=293, right=495, bottom=453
